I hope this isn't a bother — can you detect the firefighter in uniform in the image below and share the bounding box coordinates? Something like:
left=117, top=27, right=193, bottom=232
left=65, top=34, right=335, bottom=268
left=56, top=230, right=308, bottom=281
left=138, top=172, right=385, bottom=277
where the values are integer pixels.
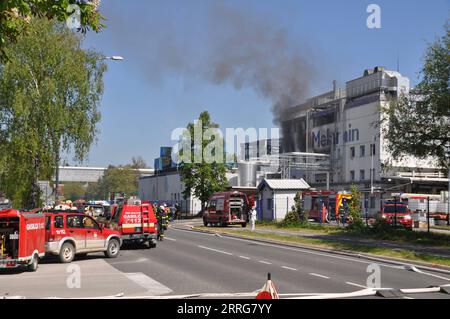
left=156, top=205, right=167, bottom=241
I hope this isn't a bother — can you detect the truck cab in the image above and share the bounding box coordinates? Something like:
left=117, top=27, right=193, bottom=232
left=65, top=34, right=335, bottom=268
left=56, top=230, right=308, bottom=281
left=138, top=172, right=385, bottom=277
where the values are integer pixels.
left=381, top=200, right=413, bottom=230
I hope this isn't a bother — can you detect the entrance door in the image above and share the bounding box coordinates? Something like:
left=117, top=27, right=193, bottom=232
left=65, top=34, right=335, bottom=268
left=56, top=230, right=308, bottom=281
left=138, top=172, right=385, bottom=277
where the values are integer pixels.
left=83, top=216, right=105, bottom=250
left=66, top=215, right=86, bottom=250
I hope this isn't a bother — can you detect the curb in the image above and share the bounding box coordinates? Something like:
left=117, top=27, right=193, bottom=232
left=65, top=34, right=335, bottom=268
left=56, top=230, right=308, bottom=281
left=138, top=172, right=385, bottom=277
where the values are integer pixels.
left=172, top=225, right=450, bottom=275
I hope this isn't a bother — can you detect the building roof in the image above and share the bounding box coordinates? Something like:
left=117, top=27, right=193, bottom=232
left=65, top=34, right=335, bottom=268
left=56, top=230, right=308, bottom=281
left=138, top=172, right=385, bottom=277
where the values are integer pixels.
left=258, top=179, right=310, bottom=191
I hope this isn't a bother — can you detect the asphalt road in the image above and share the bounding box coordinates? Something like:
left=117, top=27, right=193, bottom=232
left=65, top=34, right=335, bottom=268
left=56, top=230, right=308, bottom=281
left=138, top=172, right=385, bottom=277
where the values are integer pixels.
left=106, top=220, right=450, bottom=299
left=1, top=219, right=449, bottom=299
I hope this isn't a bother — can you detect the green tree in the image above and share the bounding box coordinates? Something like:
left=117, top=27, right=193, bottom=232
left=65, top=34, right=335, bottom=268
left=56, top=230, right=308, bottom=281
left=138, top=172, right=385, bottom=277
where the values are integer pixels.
left=178, top=111, right=229, bottom=210
left=0, top=0, right=104, bottom=60
left=383, top=24, right=450, bottom=169
left=130, top=156, right=148, bottom=170
left=96, top=165, right=139, bottom=200
left=62, top=182, right=86, bottom=201
left=0, top=18, right=106, bottom=208
left=348, top=185, right=363, bottom=227
left=84, top=182, right=99, bottom=200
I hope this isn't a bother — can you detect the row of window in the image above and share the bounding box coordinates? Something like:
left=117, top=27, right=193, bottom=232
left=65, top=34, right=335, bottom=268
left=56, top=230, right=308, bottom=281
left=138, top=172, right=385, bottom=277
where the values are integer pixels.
left=350, top=169, right=375, bottom=182
left=350, top=144, right=376, bottom=158
left=171, top=193, right=181, bottom=201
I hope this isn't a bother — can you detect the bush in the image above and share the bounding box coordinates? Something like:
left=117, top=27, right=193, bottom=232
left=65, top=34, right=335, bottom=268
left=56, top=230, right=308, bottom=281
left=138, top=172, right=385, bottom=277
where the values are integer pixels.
left=347, top=219, right=367, bottom=233
left=279, top=210, right=301, bottom=227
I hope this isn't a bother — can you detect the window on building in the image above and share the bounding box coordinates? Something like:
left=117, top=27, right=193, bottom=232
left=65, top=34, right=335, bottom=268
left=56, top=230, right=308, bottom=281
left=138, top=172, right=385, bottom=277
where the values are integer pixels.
left=350, top=171, right=355, bottom=181
left=350, top=147, right=355, bottom=158
left=360, top=169, right=365, bottom=181
left=370, top=196, right=376, bottom=209
left=370, top=144, right=376, bottom=156
left=360, top=145, right=365, bottom=157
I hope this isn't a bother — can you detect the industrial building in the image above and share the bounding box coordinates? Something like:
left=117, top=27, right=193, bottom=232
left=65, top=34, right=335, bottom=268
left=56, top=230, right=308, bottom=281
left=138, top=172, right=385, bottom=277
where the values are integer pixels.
left=242, top=67, right=449, bottom=216
left=139, top=67, right=449, bottom=218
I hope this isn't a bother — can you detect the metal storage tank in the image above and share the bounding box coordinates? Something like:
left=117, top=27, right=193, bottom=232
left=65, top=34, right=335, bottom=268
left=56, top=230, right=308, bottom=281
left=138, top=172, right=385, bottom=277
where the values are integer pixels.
left=238, top=162, right=257, bottom=187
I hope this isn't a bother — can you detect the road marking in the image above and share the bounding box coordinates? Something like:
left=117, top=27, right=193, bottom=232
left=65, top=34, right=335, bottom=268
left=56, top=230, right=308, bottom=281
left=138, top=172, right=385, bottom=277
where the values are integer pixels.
left=258, top=260, right=272, bottom=265
left=239, top=256, right=251, bottom=260
left=110, top=257, right=148, bottom=265
left=164, top=237, right=176, bottom=241
left=282, top=266, right=298, bottom=271
left=345, top=282, right=367, bottom=289
left=309, top=273, right=330, bottom=279
left=185, top=229, right=403, bottom=270
left=403, top=296, right=414, bottom=299
left=124, top=272, right=173, bottom=295
left=197, top=245, right=233, bottom=256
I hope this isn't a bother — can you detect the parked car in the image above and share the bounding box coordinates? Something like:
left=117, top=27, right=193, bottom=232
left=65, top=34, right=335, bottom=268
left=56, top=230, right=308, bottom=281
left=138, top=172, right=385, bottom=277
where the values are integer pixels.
left=44, top=211, right=122, bottom=263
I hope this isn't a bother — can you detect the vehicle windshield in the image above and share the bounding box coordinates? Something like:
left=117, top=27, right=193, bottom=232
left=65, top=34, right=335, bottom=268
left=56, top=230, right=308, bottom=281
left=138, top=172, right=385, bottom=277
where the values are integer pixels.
left=383, top=205, right=408, bottom=213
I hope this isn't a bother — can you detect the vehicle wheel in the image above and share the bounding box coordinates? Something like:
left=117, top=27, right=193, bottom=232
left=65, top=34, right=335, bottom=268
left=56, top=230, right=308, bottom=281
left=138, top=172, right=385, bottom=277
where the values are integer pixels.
left=241, top=223, right=247, bottom=228
left=104, top=239, right=120, bottom=258
left=203, top=219, right=208, bottom=227
left=59, top=242, right=75, bottom=263
left=28, top=254, right=39, bottom=272
left=147, top=241, right=157, bottom=248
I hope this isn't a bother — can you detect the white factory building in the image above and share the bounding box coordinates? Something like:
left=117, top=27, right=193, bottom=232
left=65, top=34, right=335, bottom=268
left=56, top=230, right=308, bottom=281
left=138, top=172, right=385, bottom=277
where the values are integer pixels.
left=263, top=67, right=447, bottom=215
left=139, top=67, right=449, bottom=218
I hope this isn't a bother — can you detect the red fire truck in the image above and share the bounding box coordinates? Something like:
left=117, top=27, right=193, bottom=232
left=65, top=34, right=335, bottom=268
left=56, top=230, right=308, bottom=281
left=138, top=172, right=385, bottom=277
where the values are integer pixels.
left=102, top=202, right=158, bottom=248
left=203, top=191, right=252, bottom=227
left=0, top=209, right=45, bottom=271
left=302, top=191, right=352, bottom=222
left=381, top=200, right=413, bottom=230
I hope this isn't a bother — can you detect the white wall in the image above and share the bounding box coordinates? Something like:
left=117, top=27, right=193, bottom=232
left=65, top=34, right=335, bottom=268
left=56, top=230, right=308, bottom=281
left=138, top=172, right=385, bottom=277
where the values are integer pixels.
left=273, top=191, right=297, bottom=221
left=138, top=173, right=202, bottom=214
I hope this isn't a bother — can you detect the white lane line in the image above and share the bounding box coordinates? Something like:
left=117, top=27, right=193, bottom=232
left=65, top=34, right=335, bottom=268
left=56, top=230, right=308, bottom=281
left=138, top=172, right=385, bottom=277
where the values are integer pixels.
left=239, top=256, right=251, bottom=260
left=258, top=260, right=272, bottom=265
left=197, top=230, right=404, bottom=270
left=124, top=272, right=173, bottom=295
left=309, top=273, right=330, bottom=279
left=282, top=266, right=298, bottom=271
left=197, top=245, right=233, bottom=256
left=345, top=282, right=367, bottom=289
left=110, top=257, right=148, bottom=265
left=403, top=296, right=414, bottom=299
left=164, top=237, right=176, bottom=241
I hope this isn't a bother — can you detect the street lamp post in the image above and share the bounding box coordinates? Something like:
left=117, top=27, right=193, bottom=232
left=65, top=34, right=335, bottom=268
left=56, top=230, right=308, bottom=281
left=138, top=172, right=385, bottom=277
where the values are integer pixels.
left=53, top=55, right=123, bottom=204
left=445, top=143, right=450, bottom=226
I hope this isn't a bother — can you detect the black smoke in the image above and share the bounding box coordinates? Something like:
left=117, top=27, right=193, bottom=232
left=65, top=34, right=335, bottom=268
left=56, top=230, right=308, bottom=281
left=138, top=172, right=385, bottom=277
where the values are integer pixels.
left=99, top=1, right=315, bottom=123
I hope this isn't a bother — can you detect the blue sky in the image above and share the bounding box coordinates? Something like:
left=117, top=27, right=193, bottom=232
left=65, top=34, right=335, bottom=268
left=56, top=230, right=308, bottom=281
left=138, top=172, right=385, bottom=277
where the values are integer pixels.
left=74, top=0, right=449, bottom=168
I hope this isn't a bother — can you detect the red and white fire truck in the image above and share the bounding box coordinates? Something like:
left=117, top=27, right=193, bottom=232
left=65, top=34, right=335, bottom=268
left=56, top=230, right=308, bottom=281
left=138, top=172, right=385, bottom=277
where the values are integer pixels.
left=0, top=209, right=45, bottom=271
left=203, top=191, right=253, bottom=227
left=102, top=202, right=158, bottom=248
left=302, top=191, right=352, bottom=222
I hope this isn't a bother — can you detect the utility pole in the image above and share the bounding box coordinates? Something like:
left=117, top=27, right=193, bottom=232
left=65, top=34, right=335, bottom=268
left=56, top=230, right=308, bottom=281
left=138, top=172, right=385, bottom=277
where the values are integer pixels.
left=394, top=196, right=398, bottom=228
left=445, top=143, right=450, bottom=226
left=427, top=196, right=430, bottom=234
